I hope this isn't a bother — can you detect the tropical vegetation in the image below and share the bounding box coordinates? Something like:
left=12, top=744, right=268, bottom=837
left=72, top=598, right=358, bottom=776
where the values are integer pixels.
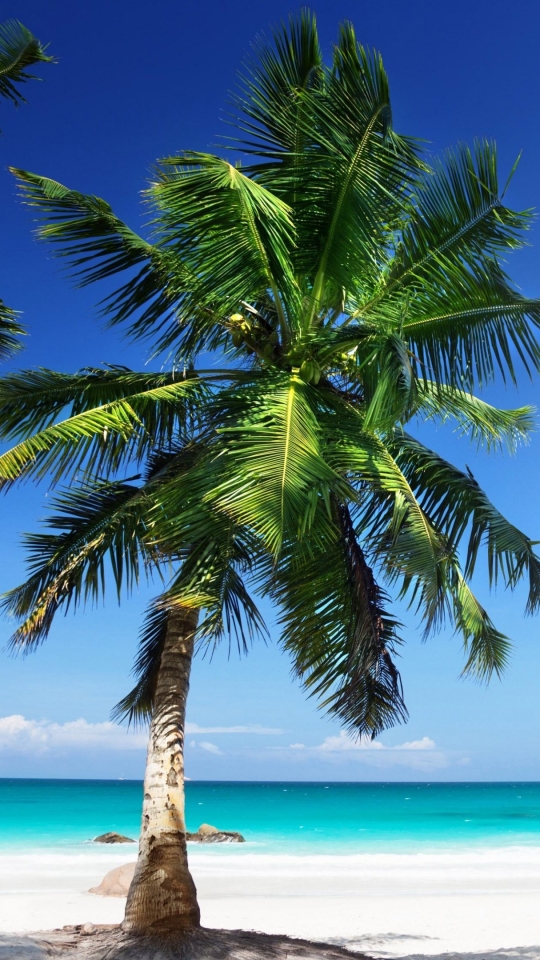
left=1, top=10, right=539, bottom=941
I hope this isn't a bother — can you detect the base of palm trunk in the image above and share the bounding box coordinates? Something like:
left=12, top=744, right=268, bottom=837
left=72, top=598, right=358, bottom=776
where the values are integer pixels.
left=13, top=925, right=362, bottom=959
left=122, top=838, right=200, bottom=934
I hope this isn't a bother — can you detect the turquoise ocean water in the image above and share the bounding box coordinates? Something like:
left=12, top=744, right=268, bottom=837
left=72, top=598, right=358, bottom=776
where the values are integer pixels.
left=1, top=779, right=540, bottom=855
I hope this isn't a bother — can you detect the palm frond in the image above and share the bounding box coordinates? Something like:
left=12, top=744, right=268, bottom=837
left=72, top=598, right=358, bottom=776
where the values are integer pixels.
left=10, top=169, right=194, bottom=352
left=305, top=25, right=422, bottom=319
left=362, top=333, right=418, bottom=431
left=403, top=262, right=540, bottom=389
left=0, top=300, right=25, bottom=361
left=1, top=478, right=158, bottom=653
left=356, top=142, right=540, bottom=388
left=414, top=380, right=535, bottom=451
left=209, top=371, right=346, bottom=555
left=150, top=152, right=299, bottom=333
left=269, top=502, right=407, bottom=737
left=449, top=567, right=511, bottom=681
left=231, top=9, right=323, bottom=157
left=111, top=598, right=169, bottom=726
left=113, top=529, right=267, bottom=727
left=390, top=432, right=540, bottom=614
left=375, top=141, right=532, bottom=297
left=168, top=527, right=267, bottom=657
left=324, top=417, right=450, bottom=630
left=0, top=373, right=207, bottom=484
left=0, top=20, right=53, bottom=111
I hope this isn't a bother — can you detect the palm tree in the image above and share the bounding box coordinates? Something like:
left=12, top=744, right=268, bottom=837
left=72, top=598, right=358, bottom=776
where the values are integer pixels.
left=0, top=365, right=266, bottom=934
left=2, top=11, right=540, bottom=944
left=0, top=18, right=54, bottom=360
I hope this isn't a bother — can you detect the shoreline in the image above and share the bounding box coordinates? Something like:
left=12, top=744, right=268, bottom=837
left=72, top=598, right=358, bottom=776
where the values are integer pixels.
left=2, top=845, right=540, bottom=957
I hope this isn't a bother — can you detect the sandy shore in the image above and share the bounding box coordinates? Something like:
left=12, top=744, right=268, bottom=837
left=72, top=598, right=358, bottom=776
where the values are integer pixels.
left=1, top=847, right=540, bottom=958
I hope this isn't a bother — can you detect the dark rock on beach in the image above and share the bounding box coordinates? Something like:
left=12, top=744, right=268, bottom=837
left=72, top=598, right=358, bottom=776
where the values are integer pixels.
left=90, top=825, right=245, bottom=898
left=93, top=832, right=136, bottom=844
left=92, top=825, right=244, bottom=846
left=90, top=864, right=135, bottom=896
left=187, top=822, right=245, bottom=843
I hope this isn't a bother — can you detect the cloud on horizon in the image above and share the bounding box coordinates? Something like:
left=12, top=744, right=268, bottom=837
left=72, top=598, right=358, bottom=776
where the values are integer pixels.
left=317, top=733, right=437, bottom=753
left=0, top=716, right=468, bottom=773
left=274, top=732, right=453, bottom=771
left=186, top=723, right=283, bottom=735
left=190, top=740, right=223, bottom=755
left=0, top=715, right=148, bottom=753
left=0, top=715, right=283, bottom=754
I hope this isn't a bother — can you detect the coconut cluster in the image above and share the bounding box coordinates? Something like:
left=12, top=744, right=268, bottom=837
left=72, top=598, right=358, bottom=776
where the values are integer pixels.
left=228, top=313, right=322, bottom=384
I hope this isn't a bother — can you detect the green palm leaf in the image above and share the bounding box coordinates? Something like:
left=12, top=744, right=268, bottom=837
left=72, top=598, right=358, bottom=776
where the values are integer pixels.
left=0, top=372, right=207, bottom=483
left=372, top=142, right=531, bottom=299
left=269, top=503, right=407, bottom=737
left=110, top=598, right=170, bottom=725
left=231, top=9, right=323, bottom=158
left=210, top=372, right=346, bottom=555
left=0, top=19, right=53, bottom=111
left=0, top=300, right=24, bottom=361
left=390, top=432, right=540, bottom=614
left=10, top=169, right=195, bottom=352
left=1, top=478, right=157, bottom=652
left=403, top=262, right=540, bottom=389
left=305, top=25, right=421, bottom=320
left=413, top=380, right=535, bottom=451
left=150, top=152, right=299, bottom=339
left=449, top=568, right=511, bottom=681
left=324, top=418, right=449, bottom=629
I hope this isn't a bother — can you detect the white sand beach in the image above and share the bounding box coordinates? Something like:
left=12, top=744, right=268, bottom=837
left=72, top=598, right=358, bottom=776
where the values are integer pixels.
left=1, top=846, right=540, bottom=958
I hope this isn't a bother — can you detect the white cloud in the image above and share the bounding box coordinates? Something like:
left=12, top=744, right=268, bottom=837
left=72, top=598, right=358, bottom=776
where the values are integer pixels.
left=274, top=732, right=448, bottom=771
left=0, top=715, right=148, bottom=753
left=198, top=741, right=223, bottom=756
left=0, top=715, right=284, bottom=756
left=186, top=723, right=283, bottom=735
left=400, top=738, right=437, bottom=751
left=317, top=732, right=436, bottom=753
left=0, top=715, right=456, bottom=772
left=190, top=739, right=223, bottom=755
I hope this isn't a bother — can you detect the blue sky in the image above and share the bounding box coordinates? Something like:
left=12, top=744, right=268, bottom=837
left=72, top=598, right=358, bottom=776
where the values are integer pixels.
left=0, top=0, right=539, bottom=781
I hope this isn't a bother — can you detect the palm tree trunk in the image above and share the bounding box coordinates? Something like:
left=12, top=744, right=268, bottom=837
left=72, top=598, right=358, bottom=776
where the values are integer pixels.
left=123, top=604, right=200, bottom=935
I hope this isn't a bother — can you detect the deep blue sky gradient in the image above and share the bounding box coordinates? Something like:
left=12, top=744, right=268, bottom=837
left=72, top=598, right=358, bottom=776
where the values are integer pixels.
left=0, top=0, right=539, bottom=780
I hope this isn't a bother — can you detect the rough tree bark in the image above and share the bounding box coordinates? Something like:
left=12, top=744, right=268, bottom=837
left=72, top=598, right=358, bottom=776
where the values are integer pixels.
left=123, top=604, right=200, bottom=935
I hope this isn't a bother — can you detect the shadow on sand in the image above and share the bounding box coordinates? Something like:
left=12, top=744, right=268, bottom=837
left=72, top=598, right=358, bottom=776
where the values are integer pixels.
left=2, top=927, right=539, bottom=960
left=330, top=936, right=540, bottom=960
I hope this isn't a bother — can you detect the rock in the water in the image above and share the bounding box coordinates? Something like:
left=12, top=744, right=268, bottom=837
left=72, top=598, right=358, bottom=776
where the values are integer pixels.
left=90, top=826, right=245, bottom=900
left=195, top=830, right=245, bottom=843
left=187, top=823, right=245, bottom=843
left=93, top=832, right=136, bottom=844
left=90, top=862, right=136, bottom=897
left=197, top=822, right=219, bottom=836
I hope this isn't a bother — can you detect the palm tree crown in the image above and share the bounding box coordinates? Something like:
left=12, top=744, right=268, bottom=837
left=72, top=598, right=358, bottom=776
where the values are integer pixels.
left=2, top=11, right=540, bottom=740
